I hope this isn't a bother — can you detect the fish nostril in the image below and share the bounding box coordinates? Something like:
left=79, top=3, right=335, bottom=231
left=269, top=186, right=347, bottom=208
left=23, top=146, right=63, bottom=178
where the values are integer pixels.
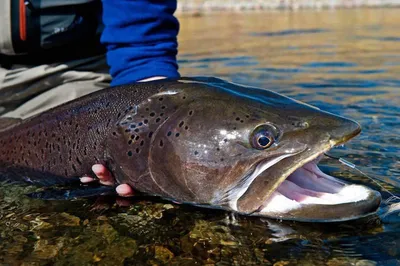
left=291, top=121, right=309, bottom=128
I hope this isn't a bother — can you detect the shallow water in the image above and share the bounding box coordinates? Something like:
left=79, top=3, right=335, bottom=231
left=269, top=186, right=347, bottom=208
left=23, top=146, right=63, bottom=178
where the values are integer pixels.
left=1, top=8, right=400, bottom=265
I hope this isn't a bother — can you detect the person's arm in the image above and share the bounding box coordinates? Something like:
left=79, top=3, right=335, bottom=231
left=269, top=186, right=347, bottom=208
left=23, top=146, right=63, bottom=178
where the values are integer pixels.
left=101, top=0, right=180, bottom=86
left=82, top=0, right=180, bottom=197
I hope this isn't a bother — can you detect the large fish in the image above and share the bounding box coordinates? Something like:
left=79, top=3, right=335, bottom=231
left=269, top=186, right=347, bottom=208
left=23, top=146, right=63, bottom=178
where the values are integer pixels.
left=0, top=77, right=381, bottom=222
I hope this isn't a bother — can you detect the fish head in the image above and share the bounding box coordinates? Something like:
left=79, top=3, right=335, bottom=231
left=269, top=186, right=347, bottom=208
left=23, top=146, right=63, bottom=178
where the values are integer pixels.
left=119, top=78, right=381, bottom=222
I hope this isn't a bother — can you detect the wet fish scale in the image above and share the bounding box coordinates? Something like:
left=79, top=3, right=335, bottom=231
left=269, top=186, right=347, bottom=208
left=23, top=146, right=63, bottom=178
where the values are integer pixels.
left=0, top=83, right=163, bottom=185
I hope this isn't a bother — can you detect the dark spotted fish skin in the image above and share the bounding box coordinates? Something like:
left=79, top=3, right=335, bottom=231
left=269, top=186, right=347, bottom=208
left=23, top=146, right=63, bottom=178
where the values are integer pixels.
left=0, top=77, right=375, bottom=223
left=0, top=78, right=263, bottom=204
left=0, top=82, right=164, bottom=186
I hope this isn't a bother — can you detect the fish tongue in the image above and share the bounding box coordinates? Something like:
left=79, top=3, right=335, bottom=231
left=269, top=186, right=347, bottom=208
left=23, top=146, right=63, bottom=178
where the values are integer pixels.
left=258, top=178, right=329, bottom=214
left=286, top=164, right=343, bottom=193
left=258, top=179, right=334, bottom=214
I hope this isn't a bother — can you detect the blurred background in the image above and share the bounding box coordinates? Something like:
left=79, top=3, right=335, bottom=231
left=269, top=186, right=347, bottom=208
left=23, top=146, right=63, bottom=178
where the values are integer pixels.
left=177, top=0, right=400, bottom=12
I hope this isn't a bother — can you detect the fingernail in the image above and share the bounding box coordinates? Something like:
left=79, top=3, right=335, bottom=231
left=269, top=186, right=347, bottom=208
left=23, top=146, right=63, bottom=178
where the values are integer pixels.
left=80, top=176, right=94, bottom=183
left=92, top=164, right=103, bottom=174
left=116, top=185, right=134, bottom=197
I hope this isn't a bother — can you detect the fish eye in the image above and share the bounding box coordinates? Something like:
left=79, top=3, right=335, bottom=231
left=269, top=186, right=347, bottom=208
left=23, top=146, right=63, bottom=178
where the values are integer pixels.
left=257, top=135, right=271, bottom=147
left=250, top=124, right=279, bottom=150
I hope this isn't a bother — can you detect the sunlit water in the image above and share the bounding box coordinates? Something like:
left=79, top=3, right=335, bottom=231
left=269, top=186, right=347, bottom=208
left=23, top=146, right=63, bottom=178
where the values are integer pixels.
left=1, top=9, right=400, bottom=265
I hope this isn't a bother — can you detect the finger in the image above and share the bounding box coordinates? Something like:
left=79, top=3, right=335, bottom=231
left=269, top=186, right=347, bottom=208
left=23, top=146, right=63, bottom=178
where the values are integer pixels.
left=80, top=176, right=95, bottom=183
left=92, top=164, right=115, bottom=186
left=116, top=184, right=134, bottom=197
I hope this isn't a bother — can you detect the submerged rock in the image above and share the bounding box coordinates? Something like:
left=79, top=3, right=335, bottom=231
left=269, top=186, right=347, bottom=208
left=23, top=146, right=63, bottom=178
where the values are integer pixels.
left=154, top=245, right=175, bottom=263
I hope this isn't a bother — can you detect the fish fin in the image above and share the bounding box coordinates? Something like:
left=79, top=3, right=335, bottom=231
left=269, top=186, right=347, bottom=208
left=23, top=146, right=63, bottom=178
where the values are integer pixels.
left=0, top=167, right=82, bottom=187
left=26, top=185, right=116, bottom=200
left=0, top=117, right=22, bottom=131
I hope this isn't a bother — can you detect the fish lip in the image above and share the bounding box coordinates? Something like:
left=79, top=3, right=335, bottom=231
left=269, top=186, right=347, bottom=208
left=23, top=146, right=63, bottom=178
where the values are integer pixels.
left=244, top=132, right=381, bottom=222
left=329, top=119, right=362, bottom=148
left=219, top=154, right=294, bottom=212
left=223, top=142, right=308, bottom=212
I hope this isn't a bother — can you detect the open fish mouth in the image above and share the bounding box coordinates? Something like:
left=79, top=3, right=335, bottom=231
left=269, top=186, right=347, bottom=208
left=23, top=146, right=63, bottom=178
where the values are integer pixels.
left=250, top=150, right=382, bottom=222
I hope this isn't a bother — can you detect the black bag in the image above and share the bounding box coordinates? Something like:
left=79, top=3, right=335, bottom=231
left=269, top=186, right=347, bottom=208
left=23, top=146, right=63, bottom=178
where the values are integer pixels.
left=1, top=0, right=103, bottom=56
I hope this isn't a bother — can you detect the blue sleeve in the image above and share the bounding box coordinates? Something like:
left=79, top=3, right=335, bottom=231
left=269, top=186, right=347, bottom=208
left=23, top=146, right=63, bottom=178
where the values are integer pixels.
left=101, top=0, right=180, bottom=86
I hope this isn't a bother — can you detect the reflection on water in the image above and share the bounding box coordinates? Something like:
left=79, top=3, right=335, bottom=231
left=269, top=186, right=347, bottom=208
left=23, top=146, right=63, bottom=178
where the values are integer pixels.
left=1, top=9, right=400, bottom=265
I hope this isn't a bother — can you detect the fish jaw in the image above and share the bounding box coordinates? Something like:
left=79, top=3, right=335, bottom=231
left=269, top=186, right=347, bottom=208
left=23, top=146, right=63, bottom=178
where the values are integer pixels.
left=233, top=115, right=381, bottom=222
left=253, top=155, right=381, bottom=222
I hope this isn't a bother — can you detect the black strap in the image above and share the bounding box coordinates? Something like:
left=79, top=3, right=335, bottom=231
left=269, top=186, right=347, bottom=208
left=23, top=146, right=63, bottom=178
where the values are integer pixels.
left=0, top=39, right=105, bottom=67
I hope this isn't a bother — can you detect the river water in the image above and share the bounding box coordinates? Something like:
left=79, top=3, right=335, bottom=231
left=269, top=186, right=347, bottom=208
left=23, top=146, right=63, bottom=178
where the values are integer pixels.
left=1, top=8, right=400, bottom=265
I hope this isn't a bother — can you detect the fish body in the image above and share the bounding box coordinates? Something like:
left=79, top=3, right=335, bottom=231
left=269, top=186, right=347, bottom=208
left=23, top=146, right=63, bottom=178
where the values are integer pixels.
left=0, top=77, right=381, bottom=222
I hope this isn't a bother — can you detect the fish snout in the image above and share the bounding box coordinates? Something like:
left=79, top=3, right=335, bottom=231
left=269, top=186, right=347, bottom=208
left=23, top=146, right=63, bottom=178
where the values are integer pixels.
left=309, top=112, right=361, bottom=146
left=328, top=116, right=361, bottom=146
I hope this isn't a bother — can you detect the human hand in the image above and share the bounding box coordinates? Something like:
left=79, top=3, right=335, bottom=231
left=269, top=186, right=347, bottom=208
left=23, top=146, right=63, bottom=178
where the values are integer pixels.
left=80, top=164, right=134, bottom=197
left=80, top=77, right=167, bottom=197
